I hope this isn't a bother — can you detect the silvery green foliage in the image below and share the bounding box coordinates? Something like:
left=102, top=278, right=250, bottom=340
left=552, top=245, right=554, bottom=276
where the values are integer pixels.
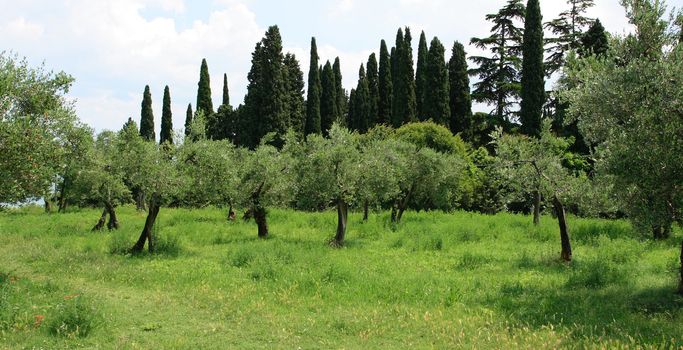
left=178, top=139, right=239, bottom=208
left=562, top=0, right=683, bottom=232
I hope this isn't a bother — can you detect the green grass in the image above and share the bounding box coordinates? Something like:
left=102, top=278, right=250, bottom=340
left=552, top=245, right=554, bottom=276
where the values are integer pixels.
left=0, top=205, right=682, bottom=349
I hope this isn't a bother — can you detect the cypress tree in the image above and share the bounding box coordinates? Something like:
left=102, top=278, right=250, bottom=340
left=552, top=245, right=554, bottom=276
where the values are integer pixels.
left=366, top=53, right=379, bottom=128
left=320, top=61, right=337, bottom=136
left=390, top=30, right=402, bottom=126
left=448, top=41, right=473, bottom=134
left=352, top=65, right=370, bottom=132
left=520, top=0, right=545, bottom=137
left=392, top=27, right=417, bottom=127
left=545, top=0, right=596, bottom=75
left=423, top=37, right=450, bottom=126
left=184, top=104, right=193, bottom=137
left=470, top=0, right=525, bottom=123
left=139, top=85, right=155, bottom=142
left=305, top=37, right=322, bottom=136
left=580, top=19, right=609, bottom=57
left=160, top=85, right=173, bottom=144
left=415, top=31, right=429, bottom=120
left=283, top=53, right=306, bottom=135
left=333, top=58, right=345, bottom=122
left=197, top=58, right=214, bottom=117
left=378, top=40, right=393, bottom=125
left=347, top=88, right=356, bottom=129
left=222, top=73, right=230, bottom=106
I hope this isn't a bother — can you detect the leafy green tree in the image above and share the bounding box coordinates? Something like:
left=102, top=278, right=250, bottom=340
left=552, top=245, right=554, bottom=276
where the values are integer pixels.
left=392, top=27, right=417, bottom=127
left=415, top=31, right=429, bottom=120
left=520, top=0, right=545, bottom=137
left=283, top=53, right=306, bottom=135
left=196, top=58, right=214, bottom=117
left=320, top=61, right=337, bottom=136
left=545, top=0, right=595, bottom=75
left=470, top=0, right=525, bottom=122
left=366, top=53, right=380, bottom=128
left=305, top=37, right=322, bottom=136
left=378, top=40, right=393, bottom=125
left=333, top=57, right=346, bottom=123
left=55, top=124, right=95, bottom=213
left=448, top=41, right=473, bottom=135
left=423, top=37, right=450, bottom=126
left=139, top=85, right=155, bottom=142
left=184, top=104, right=193, bottom=138
left=580, top=19, right=609, bottom=57
left=160, top=86, right=173, bottom=144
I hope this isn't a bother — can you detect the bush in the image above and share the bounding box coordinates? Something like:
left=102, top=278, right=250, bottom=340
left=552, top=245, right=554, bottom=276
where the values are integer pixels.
left=48, top=295, right=98, bottom=338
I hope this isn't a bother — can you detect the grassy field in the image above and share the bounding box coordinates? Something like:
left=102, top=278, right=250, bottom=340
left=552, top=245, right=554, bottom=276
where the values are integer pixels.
left=1, top=206, right=682, bottom=349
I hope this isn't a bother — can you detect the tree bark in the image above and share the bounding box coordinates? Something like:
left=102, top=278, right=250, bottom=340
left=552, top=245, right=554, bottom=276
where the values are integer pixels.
left=678, top=240, right=683, bottom=295
left=553, top=196, right=572, bottom=262
left=44, top=198, right=52, bottom=213
left=91, top=208, right=108, bottom=231
left=533, top=190, right=541, bottom=226
left=106, top=204, right=120, bottom=230
left=227, top=204, right=236, bottom=222
left=363, top=200, right=369, bottom=222
left=58, top=178, right=69, bottom=213
left=253, top=204, right=268, bottom=239
left=131, top=198, right=160, bottom=253
left=135, top=190, right=147, bottom=211
left=332, top=199, right=348, bottom=247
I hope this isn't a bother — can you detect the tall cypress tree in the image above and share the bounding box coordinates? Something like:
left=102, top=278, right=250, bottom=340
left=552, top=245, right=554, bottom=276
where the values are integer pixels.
left=366, top=53, right=379, bottom=128
left=352, top=65, right=370, bottom=132
left=333, top=57, right=345, bottom=122
left=545, top=0, right=595, bottom=75
left=160, top=86, right=173, bottom=144
left=520, top=0, right=545, bottom=137
left=305, top=37, right=322, bottom=136
left=470, top=0, right=525, bottom=123
left=390, top=30, right=402, bottom=126
left=197, top=58, right=214, bottom=117
left=347, top=88, right=356, bottom=129
left=580, top=19, right=609, bottom=57
left=139, top=85, right=155, bottom=142
left=392, top=27, right=417, bottom=127
left=448, top=41, right=473, bottom=134
left=184, top=104, right=193, bottom=137
left=378, top=40, right=393, bottom=125
left=222, top=73, right=230, bottom=106
left=320, top=61, right=337, bottom=135
left=423, top=37, right=450, bottom=126
left=415, top=31, right=429, bottom=121
left=283, top=53, right=306, bottom=135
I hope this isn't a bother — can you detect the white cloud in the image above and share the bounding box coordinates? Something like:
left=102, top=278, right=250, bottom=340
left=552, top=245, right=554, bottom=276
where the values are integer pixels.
left=3, top=17, right=44, bottom=40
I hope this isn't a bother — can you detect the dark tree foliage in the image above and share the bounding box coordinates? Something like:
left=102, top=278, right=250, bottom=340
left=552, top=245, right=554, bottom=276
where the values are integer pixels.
left=366, top=53, right=380, bottom=128
left=448, top=41, right=473, bottom=135
left=580, top=19, right=609, bottom=57
left=347, top=88, right=356, bottom=128
left=333, top=57, right=346, bottom=123
left=378, top=40, right=393, bottom=125
left=196, top=58, right=214, bottom=117
left=415, top=31, right=429, bottom=121
left=350, top=65, right=370, bottom=132
left=305, top=37, right=322, bottom=137
left=320, top=61, right=338, bottom=136
left=545, top=0, right=595, bottom=75
left=139, top=85, right=155, bottom=142
left=520, top=0, right=545, bottom=137
left=470, top=0, right=525, bottom=123
left=283, top=53, right=306, bottom=135
left=222, top=73, right=230, bottom=106
left=184, top=104, right=193, bottom=137
left=160, top=85, right=173, bottom=144
left=242, top=26, right=288, bottom=148
left=392, top=27, right=417, bottom=127
left=423, top=37, right=450, bottom=126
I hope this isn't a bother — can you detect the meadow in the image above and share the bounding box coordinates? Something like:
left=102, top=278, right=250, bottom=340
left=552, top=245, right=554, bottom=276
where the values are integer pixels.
left=1, top=206, right=682, bottom=349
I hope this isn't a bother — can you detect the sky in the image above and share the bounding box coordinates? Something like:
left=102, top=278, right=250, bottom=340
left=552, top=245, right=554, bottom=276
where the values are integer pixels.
left=2, top=0, right=677, bottom=134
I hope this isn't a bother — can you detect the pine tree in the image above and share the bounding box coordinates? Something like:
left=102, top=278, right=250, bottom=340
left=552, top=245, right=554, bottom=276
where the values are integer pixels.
left=378, top=40, right=393, bottom=125
left=139, top=85, right=155, bottom=142
left=520, top=0, right=545, bottom=137
left=366, top=53, right=379, bottom=128
left=197, top=58, right=214, bottom=117
left=392, top=27, right=417, bottom=127
left=545, top=0, right=595, bottom=75
left=415, top=31, right=429, bottom=120
left=222, top=73, right=230, bottom=106
left=580, top=18, right=609, bottom=57
left=470, top=0, right=526, bottom=123
left=423, top=37, right=450, bottom=126
left=184, top=104, right=193, bottom=137
left=333, top=57, right=345, bottom=122
left=320, top=61, right=337, bottom=136
left=305, top=37, right=322, bottom=136
left=160, top=86, right=173, bottom=144
left=448, top=42, right=473, bottom=134
left=283, top=53, right=306, bottom=135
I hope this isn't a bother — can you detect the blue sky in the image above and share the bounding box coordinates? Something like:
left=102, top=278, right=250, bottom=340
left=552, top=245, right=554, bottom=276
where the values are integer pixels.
left=2, top=0, right=671, bottom=134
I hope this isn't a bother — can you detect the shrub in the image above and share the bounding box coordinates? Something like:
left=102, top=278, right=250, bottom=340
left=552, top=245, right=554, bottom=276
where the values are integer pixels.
left=48, top=295, right=98, bottom=338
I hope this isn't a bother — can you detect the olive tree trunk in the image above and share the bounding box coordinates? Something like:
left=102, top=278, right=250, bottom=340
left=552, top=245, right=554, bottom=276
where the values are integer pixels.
left=332, top=199, right=348, bottom=247
left=106, top=203, right=120, bottom=230
left=553, top=196, right=572, bottom=262
left=254, top=205, right=268, bottom=239
left=131, top=198, right=160, bottom=253
left=227, top=204, right=236, bottom=222
left=392, top=183, right=416, bottom=224
left=363, top=200, right=369, bottom=222
left=533, top=190, right=541, bottom=226
left=91, top=208, right=108, bottom=231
